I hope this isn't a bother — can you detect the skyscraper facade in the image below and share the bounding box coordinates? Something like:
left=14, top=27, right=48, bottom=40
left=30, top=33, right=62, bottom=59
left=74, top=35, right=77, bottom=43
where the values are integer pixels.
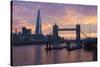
left=35, top=9, right=42, bottom=35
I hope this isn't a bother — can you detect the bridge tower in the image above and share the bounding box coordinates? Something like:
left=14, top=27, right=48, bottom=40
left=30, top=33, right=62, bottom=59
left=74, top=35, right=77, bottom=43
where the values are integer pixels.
left=76, top=24, right=81, bottom=47
left=53, top=24, right=58, bottom=36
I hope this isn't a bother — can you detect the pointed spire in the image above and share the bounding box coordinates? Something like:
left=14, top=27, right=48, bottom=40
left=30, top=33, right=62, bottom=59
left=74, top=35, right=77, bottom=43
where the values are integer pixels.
left=35, top=9, right=42, bottom=34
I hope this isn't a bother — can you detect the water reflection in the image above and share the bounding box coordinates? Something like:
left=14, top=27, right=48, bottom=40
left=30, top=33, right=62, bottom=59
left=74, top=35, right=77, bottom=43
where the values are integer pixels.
left=34, top=45, right=42, bottom=65
left=12, top=44, right=94, bottom=66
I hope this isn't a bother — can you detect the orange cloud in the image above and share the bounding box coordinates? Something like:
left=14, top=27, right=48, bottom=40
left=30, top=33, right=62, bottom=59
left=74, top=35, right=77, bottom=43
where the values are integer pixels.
left=12, top=6, right=97, bottom=38
left=57, top=9, right=97, bottom=26
left=81, top=16, right=97, bottom=24
left=42, top=23, right=52, bottom=35
left=58, top=9, right=78, bottom=25
left=12, top=19, right=35, bottom=33
left=12, top=19, right=53, bottom=35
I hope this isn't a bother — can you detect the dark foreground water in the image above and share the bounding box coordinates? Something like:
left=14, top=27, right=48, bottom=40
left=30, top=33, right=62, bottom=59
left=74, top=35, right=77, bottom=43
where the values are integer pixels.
left=12, top=44, right=94, bottom=66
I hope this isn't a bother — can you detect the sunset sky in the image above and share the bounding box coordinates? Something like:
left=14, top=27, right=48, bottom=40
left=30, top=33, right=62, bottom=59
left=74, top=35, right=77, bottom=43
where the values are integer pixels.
left=12, top=1, right=97, bottom=39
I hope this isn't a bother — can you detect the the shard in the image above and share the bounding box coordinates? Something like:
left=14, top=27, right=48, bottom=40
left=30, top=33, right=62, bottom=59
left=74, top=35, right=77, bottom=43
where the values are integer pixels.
left=35, top=9, right=42, bottom=34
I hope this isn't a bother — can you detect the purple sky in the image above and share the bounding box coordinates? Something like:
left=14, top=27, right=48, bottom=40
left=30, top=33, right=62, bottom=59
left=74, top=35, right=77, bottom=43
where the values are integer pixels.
left=12, top=1, right=97, bottom=38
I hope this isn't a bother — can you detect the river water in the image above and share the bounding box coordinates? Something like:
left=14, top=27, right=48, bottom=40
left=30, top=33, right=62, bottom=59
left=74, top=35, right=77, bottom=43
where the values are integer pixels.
left=12, top=44, right=94, bottom=66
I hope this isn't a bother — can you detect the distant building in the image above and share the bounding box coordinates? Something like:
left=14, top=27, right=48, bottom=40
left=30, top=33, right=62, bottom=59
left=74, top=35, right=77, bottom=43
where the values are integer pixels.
left=22, top=27, right=32, bottom=35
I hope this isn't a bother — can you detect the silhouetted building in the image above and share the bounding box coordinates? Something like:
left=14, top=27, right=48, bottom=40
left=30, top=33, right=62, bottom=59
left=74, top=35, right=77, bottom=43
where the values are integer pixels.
left=22, top=27, right=27, bottom=35
left=27, top=29, right=31, bottom=35
left=32, top=9, right=47, bottom=43
left=22, top=27, right=32, bottom=35
left=53, top=23, right=58, bottom=36
left=35, top=9, right=42, bottom=34
left=76, top=24, right=81, bottom=47
left=18, top=31, right=21, bottom=36
left=76, top=24, right=80, bottom=41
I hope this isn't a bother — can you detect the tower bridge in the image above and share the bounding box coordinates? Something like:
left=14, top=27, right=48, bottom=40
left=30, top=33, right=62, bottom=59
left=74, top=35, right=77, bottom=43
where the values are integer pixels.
left=46, top=22, right=96, bottom=50
left=53, top=24, right=81, bottom=47
left=46, top=24, right=83, bottom=50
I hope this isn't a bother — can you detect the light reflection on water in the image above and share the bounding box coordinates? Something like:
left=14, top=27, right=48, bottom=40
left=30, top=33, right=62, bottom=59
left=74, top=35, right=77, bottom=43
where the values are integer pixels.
left=12, top=44, right=93, bottom=66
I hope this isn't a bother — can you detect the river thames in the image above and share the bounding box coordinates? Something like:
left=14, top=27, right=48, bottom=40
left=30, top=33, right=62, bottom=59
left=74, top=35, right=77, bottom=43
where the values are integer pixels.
left=12, top=44, right=94, bottom=66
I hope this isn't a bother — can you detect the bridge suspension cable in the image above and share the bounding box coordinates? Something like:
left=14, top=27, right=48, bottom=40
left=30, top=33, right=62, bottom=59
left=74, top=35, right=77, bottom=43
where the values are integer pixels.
left=81, top=32, right=88, bottom=38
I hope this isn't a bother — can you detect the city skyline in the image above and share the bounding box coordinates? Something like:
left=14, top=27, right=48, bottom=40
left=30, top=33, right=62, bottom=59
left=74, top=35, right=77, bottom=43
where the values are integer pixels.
left=12, top=1, right=97, bottom=39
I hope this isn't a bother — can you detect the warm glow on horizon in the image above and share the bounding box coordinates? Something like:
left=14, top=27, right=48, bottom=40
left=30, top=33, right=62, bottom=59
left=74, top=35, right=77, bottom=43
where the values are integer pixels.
left=12, top=1, right=97, bottom=39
